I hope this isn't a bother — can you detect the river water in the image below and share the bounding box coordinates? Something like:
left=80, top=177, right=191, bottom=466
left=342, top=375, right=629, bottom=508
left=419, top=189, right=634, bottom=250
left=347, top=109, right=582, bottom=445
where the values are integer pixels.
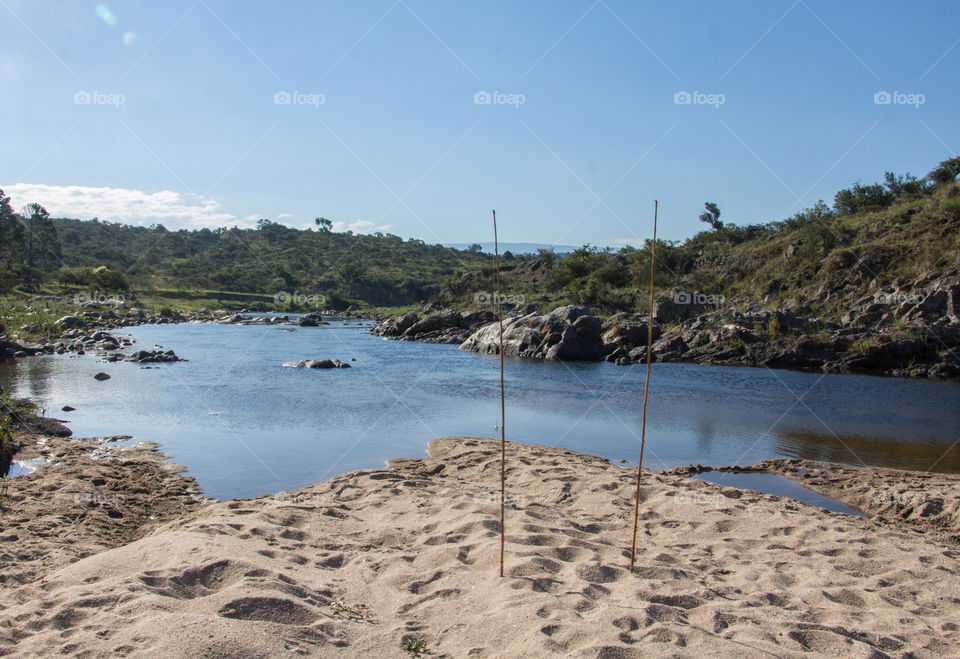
left=1, top=320, right=958, bottom=499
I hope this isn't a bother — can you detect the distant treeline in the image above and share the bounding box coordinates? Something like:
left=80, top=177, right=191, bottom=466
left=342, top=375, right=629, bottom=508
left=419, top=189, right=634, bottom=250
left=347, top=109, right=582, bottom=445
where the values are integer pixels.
left=1, top=156, right=959, bottom=312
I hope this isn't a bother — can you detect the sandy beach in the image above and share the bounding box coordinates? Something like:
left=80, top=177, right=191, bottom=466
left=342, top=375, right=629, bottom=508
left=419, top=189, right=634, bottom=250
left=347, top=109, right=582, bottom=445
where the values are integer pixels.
left=2, top=433, right=960, bottom=657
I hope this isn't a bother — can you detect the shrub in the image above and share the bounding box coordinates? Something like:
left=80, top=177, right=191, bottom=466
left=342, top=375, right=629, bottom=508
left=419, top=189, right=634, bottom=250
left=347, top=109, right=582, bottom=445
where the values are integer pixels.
left=940, top=197, right=960, bottom=221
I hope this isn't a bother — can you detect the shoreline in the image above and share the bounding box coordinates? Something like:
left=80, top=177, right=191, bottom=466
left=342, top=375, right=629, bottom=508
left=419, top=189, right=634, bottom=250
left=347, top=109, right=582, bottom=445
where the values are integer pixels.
left=2, top=426, right=959, bottom=656
left=3, top=300, right=960, bottom=382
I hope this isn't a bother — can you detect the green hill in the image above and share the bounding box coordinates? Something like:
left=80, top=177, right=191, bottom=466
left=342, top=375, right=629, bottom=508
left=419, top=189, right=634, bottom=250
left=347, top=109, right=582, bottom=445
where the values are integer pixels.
left=1, top=156, right=958, bottom=321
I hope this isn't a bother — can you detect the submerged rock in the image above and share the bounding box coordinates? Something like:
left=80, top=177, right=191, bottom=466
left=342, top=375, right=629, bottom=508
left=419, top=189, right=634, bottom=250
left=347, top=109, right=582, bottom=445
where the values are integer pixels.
left=282, top=359, right=351, bottom=369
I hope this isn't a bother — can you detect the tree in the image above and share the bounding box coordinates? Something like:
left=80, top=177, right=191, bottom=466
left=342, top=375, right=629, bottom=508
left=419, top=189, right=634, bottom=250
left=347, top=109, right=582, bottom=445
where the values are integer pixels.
left=0, top=189, right=25, bottom=266
left=833, top=183, right=891, bottom=215
left=699, top=202, right=722, bottom=230
left=467, top=243, right=483, bottom=253
left=928, top=157, right=960, bottom=184
left=536, top=248, right=556, bottom=266
left=23, top=203, right=60, bottom=269
left=314, top=217, right=333, bottom=232
left=883, top=171, right=925, bottom=198
left=337, top=261, right=365, bottom=284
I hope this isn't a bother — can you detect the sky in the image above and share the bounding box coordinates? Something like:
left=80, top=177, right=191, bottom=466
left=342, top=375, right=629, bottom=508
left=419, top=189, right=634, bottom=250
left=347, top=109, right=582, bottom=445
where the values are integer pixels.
left=1, top=1, right=958, bottom=247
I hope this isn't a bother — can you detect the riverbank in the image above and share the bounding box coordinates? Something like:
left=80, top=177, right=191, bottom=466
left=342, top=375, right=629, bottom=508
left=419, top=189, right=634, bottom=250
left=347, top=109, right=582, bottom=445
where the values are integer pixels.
left=2, top=429, right=959, bottom=656
left=372, top=296, right=960, bottom=381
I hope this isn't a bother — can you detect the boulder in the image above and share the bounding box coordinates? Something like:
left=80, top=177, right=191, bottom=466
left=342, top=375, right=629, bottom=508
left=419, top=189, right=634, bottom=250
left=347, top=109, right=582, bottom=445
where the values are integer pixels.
left=93, top=372, right=111, bottom=381
left=125, top=349, right=183, bottom=363
left=56, top=315, right=84, bottom=329
left=460, top=306, right=603, bottom=361
left=653, top=294, right=704, bottom=325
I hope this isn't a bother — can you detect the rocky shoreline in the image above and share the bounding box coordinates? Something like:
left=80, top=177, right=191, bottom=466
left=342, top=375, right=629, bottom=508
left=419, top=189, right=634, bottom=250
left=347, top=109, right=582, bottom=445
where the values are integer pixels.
left=370, top=283, right=960, bottom=380
left=4, top=287, right=960, bottom=380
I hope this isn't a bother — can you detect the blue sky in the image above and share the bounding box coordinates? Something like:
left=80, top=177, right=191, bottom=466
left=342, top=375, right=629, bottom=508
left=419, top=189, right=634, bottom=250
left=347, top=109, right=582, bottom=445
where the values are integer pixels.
left=1, top=1, right=958, bottom=246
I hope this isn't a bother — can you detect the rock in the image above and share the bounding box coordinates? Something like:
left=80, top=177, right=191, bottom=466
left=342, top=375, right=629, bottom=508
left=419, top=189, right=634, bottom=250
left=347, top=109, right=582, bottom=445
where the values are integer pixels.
left=62, top=405, right=76, bottom=412
left=124, top=349, right=183, bottom=363
left=396, top=312, right=419, bottom=334
left=460, top=306, right=603, bottom=361
left=653, top=293, right=704, bottom=325
left=93, top=372, right=111, bottom=381
left=282, top=359, right=351, bottom=369
left=372, top=310, right=495, bottom=345
left=649, top=333, right=688, bottom=361
left=56, top=315, right=84, bottom=329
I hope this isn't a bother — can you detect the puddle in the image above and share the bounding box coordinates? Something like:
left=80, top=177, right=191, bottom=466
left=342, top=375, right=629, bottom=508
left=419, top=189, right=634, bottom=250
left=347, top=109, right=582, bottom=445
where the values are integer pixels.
left=694, top=472, right=864, bottom=517
left=5, top=459, right=47, bottom=478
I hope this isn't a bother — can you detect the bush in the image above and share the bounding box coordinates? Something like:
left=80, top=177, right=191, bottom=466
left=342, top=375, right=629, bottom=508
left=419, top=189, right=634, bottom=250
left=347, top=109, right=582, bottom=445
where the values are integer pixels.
left=940, top=197, right=960, bottom=221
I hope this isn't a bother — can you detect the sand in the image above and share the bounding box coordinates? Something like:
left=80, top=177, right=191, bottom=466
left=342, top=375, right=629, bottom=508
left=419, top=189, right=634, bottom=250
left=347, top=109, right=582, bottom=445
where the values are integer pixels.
left=2, top=436, right=960, bottom=657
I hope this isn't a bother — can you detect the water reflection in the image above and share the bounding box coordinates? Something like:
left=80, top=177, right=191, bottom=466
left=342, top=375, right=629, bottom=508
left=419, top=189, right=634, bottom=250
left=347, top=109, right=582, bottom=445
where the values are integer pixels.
left=772, top=429, right=960, bottom=473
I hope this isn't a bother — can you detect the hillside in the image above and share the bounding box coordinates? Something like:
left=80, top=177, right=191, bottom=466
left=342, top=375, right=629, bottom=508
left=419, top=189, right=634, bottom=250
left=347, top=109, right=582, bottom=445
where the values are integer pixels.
left=1, top=156, right=959, bottom=320
left=442, top=157, right=960, bottom=324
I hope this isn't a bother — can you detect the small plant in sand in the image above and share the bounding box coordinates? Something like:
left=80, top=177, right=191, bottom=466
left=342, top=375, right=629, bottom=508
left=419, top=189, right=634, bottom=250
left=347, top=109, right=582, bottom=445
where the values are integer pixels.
left=330, top=596, right=372, bottom=622
left=0, top=472, right=8, bottom=503
left=402, top=636, right=428, bottom=657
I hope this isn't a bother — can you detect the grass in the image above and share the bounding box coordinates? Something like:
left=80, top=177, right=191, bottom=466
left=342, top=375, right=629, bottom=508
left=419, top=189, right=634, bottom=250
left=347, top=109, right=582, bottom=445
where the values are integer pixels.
left=849, top=337, right=879, bottom=356
left=402, top=636, right=428, bottom=657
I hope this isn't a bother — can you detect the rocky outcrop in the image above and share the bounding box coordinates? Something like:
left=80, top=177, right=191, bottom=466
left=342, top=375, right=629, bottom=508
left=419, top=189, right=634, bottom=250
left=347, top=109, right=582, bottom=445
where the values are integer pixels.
left=460, top=306, right=603, bottom=361
left=371, top=310, right=497, bottom=344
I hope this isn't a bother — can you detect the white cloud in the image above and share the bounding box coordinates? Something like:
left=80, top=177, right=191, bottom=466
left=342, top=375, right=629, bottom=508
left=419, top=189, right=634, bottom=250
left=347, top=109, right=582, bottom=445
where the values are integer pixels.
left=329, top=219, right=393, bottom=234
left=276, top=212, right=293, bottom=219
left=2, top=183, right=247, bottom=230
left=123, top=31, right=137, bottom=47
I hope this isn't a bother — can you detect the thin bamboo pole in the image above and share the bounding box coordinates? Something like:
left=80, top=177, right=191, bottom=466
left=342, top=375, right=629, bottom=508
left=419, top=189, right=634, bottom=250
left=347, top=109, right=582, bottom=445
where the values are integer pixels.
left=493, top=210, right=506, bottom=578
left=630, top=200, right=658, bottom=573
